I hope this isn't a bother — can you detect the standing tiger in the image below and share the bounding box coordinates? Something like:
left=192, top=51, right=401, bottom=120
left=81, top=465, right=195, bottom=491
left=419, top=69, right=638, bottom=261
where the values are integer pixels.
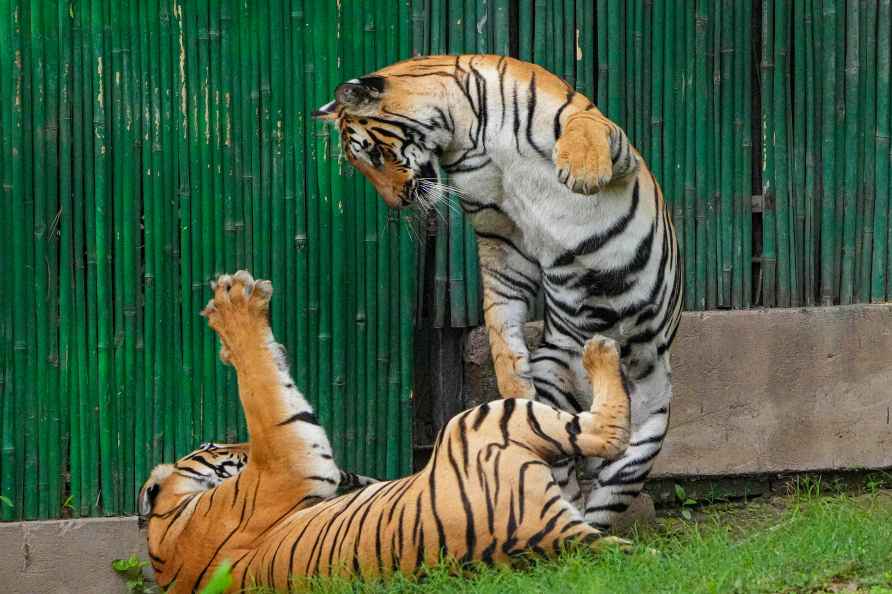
left=139, top=270, right=631, bottom=592
left=315, top=55, right=682, bottom=531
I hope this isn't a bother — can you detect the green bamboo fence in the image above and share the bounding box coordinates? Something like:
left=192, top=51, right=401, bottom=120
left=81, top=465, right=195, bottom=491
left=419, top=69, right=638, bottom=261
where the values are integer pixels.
left=0, top=0, right=416, bottom=520
left=2, top=0, right=892, bottom=520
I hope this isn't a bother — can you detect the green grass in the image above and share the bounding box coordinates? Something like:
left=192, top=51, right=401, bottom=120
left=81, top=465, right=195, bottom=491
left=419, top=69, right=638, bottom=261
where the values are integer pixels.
left=261, top=488, right=892, bottom=594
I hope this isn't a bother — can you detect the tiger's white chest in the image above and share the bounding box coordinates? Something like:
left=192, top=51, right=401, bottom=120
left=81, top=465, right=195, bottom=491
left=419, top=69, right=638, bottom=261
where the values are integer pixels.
left=449, top=152, right=638, bottom=267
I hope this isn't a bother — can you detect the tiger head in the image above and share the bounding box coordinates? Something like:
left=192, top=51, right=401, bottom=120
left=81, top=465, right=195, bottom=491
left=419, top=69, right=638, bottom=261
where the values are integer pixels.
left=137, top=442, right=249, bottom=528
left=313, top=71, right=452, bottom=208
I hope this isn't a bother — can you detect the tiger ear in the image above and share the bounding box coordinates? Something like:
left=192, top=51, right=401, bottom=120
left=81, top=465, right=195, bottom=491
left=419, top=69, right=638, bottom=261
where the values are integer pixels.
left=334, top=76, right=385, bottom=110
left=312, top=100, right=339, bottom=121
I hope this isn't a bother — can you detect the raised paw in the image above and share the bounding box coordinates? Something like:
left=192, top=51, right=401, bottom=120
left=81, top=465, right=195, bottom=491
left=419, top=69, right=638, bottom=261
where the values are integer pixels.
left=201, top=270, right=273, bottom=363
left=582, top=335, right=621, bottom=379
left=553, top=118, right=613, bottom=195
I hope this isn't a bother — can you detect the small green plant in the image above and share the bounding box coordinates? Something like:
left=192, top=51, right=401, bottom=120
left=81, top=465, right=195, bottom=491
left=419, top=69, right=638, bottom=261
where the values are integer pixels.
left=62, top=495, right=75, bottom=510
left=198, top=562, right=233, bottom=594
left=674, top=484, right=697, bottom=520
left=865, top=472, right=892, bottom=494
left=0, top=495, right=13, bottom=509
left=112, top=555, right=154, bottom=594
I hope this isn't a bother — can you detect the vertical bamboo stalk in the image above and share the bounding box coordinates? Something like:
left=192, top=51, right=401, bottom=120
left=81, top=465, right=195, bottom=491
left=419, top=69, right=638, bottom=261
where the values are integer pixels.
left=803, top=0, right=817, bottom=305
left=662, top=0, right=676, bottom=241
left=517, top=0, right=530, bottom=62
left=43, top=0, right=62, bottom=517
left=742, top=0, right=753, bottom=307
left=761, top=0, right=776, bottom=307
left=58, top=0, right=76, bottom=516
left=840, top=0, right=859, bottom=304
left=89, top=0, right=116, bottom=515
left=0, top=0, right=22, bottom=521
left=80, top=0, right=101, bottom=516
left=719, top=0, right=734, bottom=307
left=186, top=0, right=206, bottom=450
left=375, top=0, right=392, bottom=477
left=448, top=1, right=467, bottom=328
left=773, top=0, right=791, bottom=307
left=858, top=1, right=877, bottom=302
left=731, top=0, right=744, bottom=307
left=606, top=0, right=622, bottom=122
left=819, top=0, right=837, bottom=305
left=118, top=0, right=138, bottom=512
left=329, top=0, right=347, bottom=461
left=650, top=0, right=664, bottom=177
left=641, top=0, right=652, bottom=157
left=693, top=0, right=707, bottom=311
left=873, top=0, right=891, bottom=302
left=684, top=0, right=697, bottom=309
left=597, top=0, right=607, bottom=106
left=209, top=0, right=226, bottom=442
left=792, top=0, right=807, bottom=305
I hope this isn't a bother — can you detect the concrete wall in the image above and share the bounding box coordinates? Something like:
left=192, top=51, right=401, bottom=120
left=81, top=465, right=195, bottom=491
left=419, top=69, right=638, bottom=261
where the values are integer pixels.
left=464, top=304, right=892, bottom=477
left=0, top=517, right=147, bottom=594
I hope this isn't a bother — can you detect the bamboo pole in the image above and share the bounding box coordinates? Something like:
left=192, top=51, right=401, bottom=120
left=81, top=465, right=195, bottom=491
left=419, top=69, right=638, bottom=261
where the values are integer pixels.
left=840, top=0, right=859, bottom=304
left=448, top=1, right=467, bottom=329
left=858, top=1, right=877, bottom=302
left=118, top=0, right=138, bottom=512
left=873, top=0, right=891, bottom=302
left=819, top=0, right=837, bottom=305
left=329, top=0, right=347, bottom=461
left=375, top=0, right=392, bottom=477
left=650, top=0, right=664, bottom=177
left=31, top=0, right=50, bottom=519
left=57, top=0, right=75, bottom=517
left=761, top=0, right=776, bottom=307
left=89, top=0, right=116, bottom=515
left=641, top=0, right=652, bottom=158
left=803, top=0, right=817, bottom=305
left=792, top=0, right=807, bottom=305
left=663, top=0, right=677, bottom=247
left=43, top=0, right=62, bottom=518
left=1, top=0, right=22, bottom=521
left=719, top=0, right=734, bottom=307
left=209, top=0, right=226, bottom=442
left=186, top=0, right=206, bottom=450
left=693, top=0, right=707, bottom=311
left=684, top=0, right=697, bottom=309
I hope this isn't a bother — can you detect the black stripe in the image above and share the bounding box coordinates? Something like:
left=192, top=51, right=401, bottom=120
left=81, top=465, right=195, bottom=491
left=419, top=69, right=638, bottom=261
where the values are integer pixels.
left=525, top=72, right=548, bottom=159
left=277, top=410, right=319, bottom=426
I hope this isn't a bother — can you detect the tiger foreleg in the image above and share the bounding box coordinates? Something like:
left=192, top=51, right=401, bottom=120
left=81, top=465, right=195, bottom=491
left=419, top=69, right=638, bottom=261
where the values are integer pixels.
left=201, top=271, right=342, bottom=493
left=476, top=228, right=541, bottom=399
left=553, top=111, right=640, bottom=195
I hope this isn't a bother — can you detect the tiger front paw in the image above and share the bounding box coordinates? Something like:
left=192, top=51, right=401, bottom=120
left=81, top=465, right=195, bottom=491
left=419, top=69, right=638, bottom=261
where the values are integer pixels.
left=553, top=116, right=614, bottom=195
left=201, top=270, right=273, bottom=364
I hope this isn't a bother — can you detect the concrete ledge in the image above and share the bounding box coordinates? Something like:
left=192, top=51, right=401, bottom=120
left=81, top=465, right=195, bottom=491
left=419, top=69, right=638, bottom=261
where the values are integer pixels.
left=464, top=304, right=892, bottom=477
left=0, top=516, right=148, bottom=594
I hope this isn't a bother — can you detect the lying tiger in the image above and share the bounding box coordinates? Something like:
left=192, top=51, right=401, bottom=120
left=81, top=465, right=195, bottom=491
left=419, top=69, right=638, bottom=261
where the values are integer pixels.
left=139, top=270, right=631, bottom=592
